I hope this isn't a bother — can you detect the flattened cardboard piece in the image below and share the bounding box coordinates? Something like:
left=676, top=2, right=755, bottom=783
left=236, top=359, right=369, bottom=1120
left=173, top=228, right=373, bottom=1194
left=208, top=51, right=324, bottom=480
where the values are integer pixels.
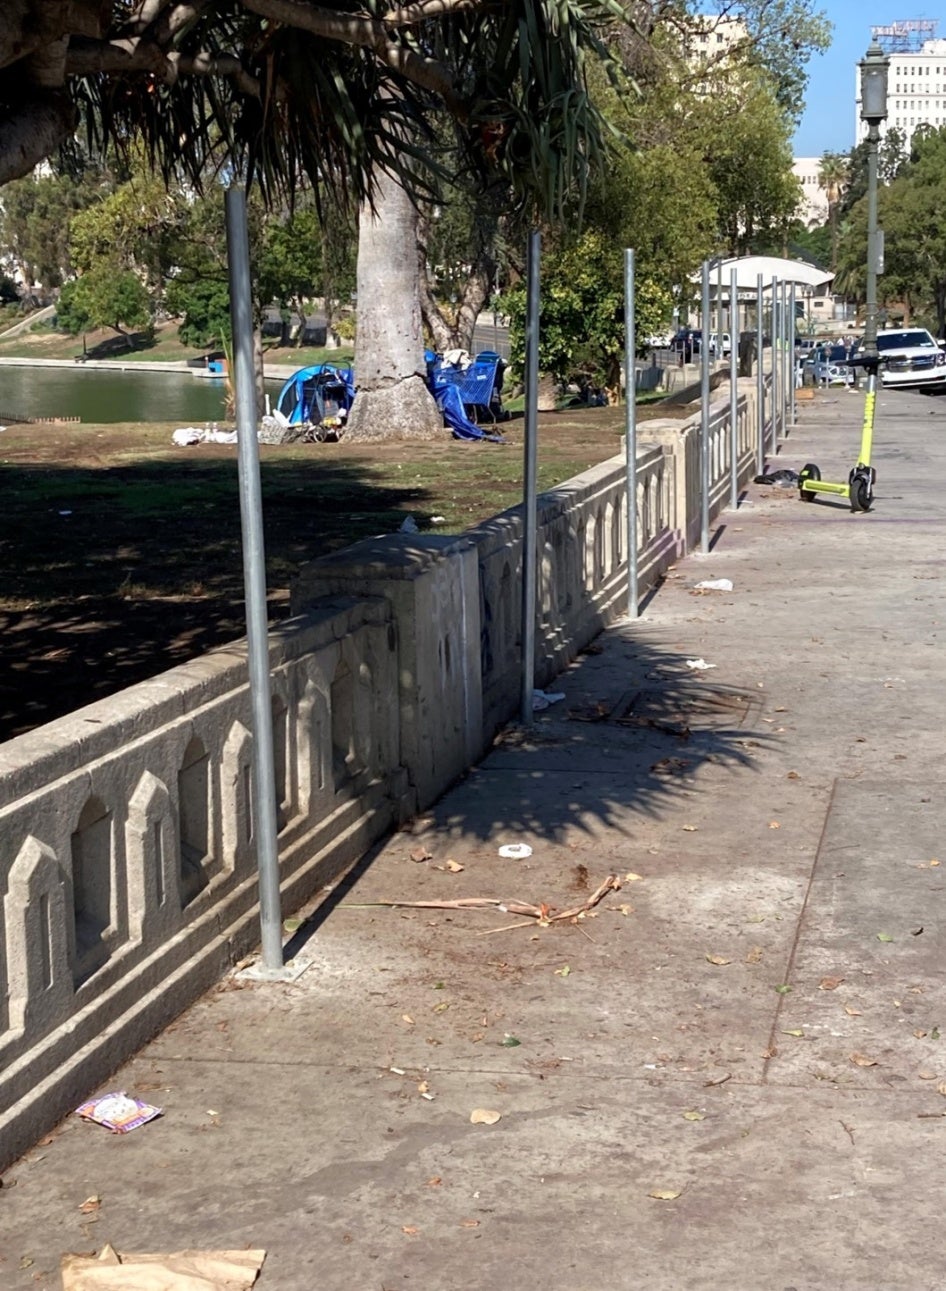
left=60, top=1244, right=265, bottom=1290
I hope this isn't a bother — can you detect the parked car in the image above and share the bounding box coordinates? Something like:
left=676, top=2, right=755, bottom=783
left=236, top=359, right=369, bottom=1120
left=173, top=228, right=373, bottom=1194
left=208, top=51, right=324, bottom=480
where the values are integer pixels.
left=707, top=332, right=732, bottom=357
left=851, top=327, right=946, bottom=390
left=644, top=331, right=674, bottom=349
left=803, top=342, right=853, bottom=387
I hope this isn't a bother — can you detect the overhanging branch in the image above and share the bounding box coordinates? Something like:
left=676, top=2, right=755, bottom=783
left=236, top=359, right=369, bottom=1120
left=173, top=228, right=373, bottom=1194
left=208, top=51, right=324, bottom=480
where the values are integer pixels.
left=240, top=0, right=467, bottom=115
left=0, top=93, right=77, bottom=186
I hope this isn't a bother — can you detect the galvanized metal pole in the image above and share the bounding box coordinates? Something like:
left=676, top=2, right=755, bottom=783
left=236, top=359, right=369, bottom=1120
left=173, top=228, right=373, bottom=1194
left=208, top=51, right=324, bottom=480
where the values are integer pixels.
left=770, top=275, right=779, bottom=455
left=729, top=266, right=739, bottom=510
left=780, top=280, right=789, bottom=430
left=225, top=184, right=283, bottom=972
left=519, top=230, right=540, bottom=725
left=789, top=282, right=797, bottom=427
left=700, top=261, right=711, bottom=555
left=756, top=274, right=764, bottom=473
left=716, top=259, right=724, bottom=362
left=624, top=248, right=639, bottom=619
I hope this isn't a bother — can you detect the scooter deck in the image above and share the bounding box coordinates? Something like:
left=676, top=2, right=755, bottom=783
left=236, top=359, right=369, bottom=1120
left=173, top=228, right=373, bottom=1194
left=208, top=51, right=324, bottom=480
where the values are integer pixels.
left=799, top=479, right=850, bottom=497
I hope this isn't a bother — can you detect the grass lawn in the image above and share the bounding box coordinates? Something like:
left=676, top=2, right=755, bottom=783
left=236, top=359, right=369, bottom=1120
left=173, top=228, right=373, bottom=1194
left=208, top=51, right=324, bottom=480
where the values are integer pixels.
left=0, top=317, right=353, bottom=369
left=0, top=399, right=689, bottom=740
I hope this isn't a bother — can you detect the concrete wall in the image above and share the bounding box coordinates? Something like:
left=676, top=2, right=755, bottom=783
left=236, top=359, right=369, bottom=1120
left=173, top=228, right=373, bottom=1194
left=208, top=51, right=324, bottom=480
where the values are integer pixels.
left=0, top=380, right=763, bottom=1169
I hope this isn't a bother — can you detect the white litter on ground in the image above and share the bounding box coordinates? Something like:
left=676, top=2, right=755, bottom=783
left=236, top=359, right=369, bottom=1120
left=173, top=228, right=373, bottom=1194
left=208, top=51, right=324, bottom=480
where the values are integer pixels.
left=685, top=658, right=717, bottom=670
left=695, top=578, right=733, bottom=592
left=532, top=689, right=566, bottom=710
left=172, top=426, right=238, bottom=446
left=498, top=843, right=533, bottom=860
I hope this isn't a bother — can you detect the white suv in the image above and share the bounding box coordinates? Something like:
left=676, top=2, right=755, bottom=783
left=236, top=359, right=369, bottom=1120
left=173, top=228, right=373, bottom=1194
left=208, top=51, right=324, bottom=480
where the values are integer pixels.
left=868, top=327, right=946, bottom=390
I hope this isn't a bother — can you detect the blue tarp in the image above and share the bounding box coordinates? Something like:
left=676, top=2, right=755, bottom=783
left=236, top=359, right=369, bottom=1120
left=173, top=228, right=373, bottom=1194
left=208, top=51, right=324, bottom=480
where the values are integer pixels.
left=425, top=351, right=504, bottom=442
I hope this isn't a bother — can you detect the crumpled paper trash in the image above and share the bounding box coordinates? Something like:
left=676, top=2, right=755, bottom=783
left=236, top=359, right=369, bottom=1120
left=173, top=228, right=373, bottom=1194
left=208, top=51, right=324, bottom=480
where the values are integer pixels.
left=60, top=1244, right=265, bottom=1290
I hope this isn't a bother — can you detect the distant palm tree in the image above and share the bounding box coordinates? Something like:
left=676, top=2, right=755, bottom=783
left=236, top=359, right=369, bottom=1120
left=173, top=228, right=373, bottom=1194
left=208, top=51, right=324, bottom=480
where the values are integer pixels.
left=818, top=152, right=850, bottom=273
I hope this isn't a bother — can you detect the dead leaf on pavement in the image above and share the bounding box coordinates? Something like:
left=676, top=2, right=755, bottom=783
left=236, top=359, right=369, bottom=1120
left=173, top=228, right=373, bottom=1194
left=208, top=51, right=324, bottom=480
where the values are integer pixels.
left=850, top=1053, right=877, bottom=1067
left=786, top=771, right=800, bottom=779
left=445, top=859, right=464, bottom=873
left=844, top=1005, right=862, bottom=1016
left=77, top=1196, right=101, bottom=1213
left=459, top=1219, right=481, bottom=1229
left=705, top=954, right=731, bottom=966
left=682, top=825, right=698, bottom=832
left=914, top=1030, right=928, bottom=1039
left=624, top=872, right=644, bottom=883
left=682, top=1110, right=705, bottom=1121
left=768, top=821, right=781, bottom=829
left=470, top=1108, right=502, bottom=1125
left=648, top=1188, right=683, bottom=1201
left=745, top=946, right=763, bottom=964
left=937, top=1083, right=946, bottom=1098
left=410, top=847, right=433, bottom=863
left=782, top=1029, right=804, bottom=1038
left=703, top=1073, right=732, bottom=1087
left=426, top=1177, right=442, bottom=1187
left=917, top=1070, right=937, bottom=1080
left=819, top=976, right=844, bottom=991
left=402, top=1014, right=414, bottom=1025
left=402, top=1226, right=420, bottom=1236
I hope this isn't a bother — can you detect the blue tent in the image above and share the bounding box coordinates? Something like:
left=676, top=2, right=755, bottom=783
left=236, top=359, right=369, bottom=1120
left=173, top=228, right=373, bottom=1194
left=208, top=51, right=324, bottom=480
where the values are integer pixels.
left=274, top=364, right=355, bottom=427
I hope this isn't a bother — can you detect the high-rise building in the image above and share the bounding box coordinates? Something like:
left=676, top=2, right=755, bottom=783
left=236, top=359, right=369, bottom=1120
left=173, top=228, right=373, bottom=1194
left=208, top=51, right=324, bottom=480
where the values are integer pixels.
left=855, top=21, right=946, bottom=149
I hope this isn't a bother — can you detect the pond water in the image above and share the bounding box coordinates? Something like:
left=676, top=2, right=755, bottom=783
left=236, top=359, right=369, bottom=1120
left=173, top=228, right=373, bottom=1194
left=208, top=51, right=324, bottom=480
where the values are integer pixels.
left=0, top=365, right=284, bottom=425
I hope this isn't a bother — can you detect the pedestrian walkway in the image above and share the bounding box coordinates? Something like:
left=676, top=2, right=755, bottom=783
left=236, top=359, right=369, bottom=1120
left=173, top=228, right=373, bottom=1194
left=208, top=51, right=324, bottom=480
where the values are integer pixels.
left=2, top=385, right=945, bottom=1290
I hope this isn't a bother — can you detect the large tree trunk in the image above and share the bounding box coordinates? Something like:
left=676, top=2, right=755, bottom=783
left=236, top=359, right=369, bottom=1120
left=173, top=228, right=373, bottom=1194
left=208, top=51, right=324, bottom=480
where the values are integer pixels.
left=345, top=172, right=444, bottom=442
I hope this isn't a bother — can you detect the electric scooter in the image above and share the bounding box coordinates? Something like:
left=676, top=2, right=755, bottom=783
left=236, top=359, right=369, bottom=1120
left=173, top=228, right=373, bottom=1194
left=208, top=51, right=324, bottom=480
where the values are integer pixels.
left=797, top=354, right=879, bottom=513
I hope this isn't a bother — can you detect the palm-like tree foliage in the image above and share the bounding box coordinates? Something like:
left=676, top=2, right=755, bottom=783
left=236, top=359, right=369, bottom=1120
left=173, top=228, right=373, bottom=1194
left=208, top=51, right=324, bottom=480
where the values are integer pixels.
left=1, top=0, right=619, bottom=220
left=817, top=150, right=849, bottom=271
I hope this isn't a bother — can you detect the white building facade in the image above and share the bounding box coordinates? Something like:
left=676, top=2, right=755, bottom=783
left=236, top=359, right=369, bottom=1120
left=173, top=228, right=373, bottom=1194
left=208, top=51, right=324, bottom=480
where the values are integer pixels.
left=855, top=30, right=946, bottom=150
left=791, top=158, right=830, bottom=226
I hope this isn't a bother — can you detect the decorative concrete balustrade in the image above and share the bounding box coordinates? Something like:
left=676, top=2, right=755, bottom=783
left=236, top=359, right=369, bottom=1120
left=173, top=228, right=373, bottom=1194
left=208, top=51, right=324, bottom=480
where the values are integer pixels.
left=0, top=379, right=762, bottom=1169
left=0, top=599, right=413, bottom=1166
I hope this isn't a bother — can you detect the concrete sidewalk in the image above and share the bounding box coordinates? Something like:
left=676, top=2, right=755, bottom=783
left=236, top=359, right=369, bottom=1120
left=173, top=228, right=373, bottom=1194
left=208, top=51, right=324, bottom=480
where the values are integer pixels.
left=2, top=384, right=945, bottom=1290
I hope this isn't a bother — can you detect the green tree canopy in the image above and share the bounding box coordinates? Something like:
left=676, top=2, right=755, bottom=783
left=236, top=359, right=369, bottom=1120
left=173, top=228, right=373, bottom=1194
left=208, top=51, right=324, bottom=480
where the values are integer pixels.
left=0, top=162, right=108, bottom=290
left=835, top=127, right=946, bottom=334
left=57, top=265, right=152, bottom=344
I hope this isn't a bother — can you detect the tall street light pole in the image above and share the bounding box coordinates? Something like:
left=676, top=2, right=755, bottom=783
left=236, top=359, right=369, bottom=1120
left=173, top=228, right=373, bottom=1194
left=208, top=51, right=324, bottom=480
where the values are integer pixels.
left=860, top=40, right=889, bottom=364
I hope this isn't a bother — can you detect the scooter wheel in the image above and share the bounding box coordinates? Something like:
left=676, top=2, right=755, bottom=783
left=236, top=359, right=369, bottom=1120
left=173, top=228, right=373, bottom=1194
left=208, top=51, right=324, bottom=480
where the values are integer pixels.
left=850, top=477, right=872, bottom=512
left=799, top=462, right=820, bottom=501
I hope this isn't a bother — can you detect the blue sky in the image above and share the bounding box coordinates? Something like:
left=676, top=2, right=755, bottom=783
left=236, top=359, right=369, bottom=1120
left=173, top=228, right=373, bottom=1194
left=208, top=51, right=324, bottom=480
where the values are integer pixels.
left=791, top=4, right=940, bottom=156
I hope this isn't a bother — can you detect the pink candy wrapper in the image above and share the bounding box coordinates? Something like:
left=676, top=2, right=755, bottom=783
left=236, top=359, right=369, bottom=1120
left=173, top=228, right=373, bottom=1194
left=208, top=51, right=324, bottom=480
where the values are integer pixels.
left=75, top=1091, right=162, bottom=1134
